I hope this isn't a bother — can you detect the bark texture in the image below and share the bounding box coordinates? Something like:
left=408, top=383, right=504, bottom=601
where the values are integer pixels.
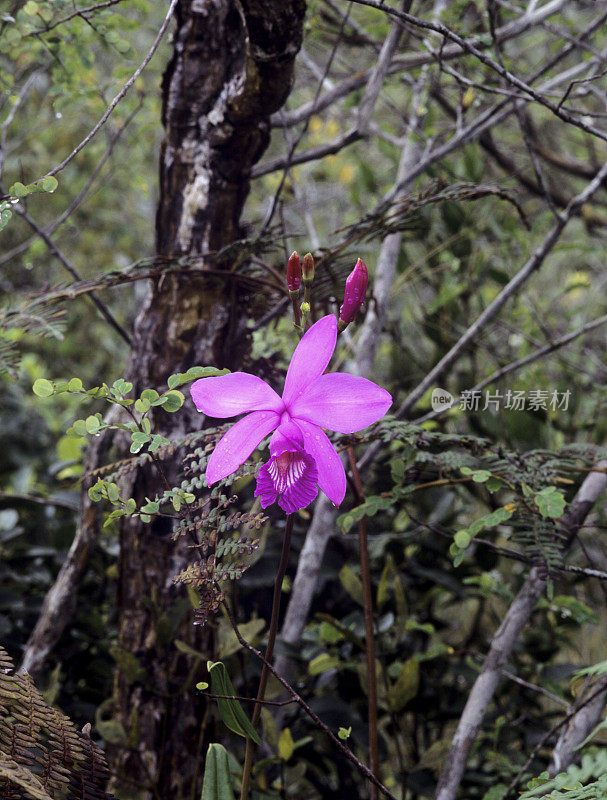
left=108, top=3, right=305, bottom=798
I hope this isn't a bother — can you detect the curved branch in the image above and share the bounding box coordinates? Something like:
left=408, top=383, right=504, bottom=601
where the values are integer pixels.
left=433, top=461, right=607, bottom=800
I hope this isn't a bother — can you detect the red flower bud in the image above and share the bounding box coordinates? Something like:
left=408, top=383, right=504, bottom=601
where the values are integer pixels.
left=339, top=258, right=368, bottom=326
left=287, top=251, right=301, bottom=292
left=302, top=252, right=315, bottom=285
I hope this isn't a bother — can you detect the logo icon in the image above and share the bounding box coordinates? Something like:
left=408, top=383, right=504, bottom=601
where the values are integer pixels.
left=431, top=387, right=454, bottom=412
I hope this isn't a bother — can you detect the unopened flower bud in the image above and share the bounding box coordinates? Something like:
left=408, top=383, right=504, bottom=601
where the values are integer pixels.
left=339, top=258, right=368, bottom=329
left=302, top=252, right=315, bottom=285
left=300, top=301, right=310, bottom=315
left=287, top=251, right=301, bottom=293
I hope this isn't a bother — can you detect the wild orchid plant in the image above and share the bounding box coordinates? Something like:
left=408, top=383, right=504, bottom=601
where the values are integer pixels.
left=189, top=313, right=391, bottom=513
left=31, top=253, right=393, bottom=800
left=192, top=253, right=392, bottom=800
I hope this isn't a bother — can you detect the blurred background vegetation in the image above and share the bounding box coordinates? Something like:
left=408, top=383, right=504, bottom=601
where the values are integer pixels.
left=0, top=1, right=606, bottom=799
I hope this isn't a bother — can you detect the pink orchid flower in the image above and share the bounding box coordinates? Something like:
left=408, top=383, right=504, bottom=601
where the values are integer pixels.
left=190, top=315, right=392, bottom=514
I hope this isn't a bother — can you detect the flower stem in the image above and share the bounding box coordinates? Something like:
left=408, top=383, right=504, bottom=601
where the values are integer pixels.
left=347, top=446, right=380, bottom=800
left=240, top=514, right=293, bottom=800
left=289, top=290, right=302, bottom=329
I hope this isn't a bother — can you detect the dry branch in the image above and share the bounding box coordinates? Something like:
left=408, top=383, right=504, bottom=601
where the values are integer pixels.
left=433, top=461, right=607, bottom=800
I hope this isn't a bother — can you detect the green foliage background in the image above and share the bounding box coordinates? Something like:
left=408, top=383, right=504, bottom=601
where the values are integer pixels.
left=1, top=1, right=606, bottom=799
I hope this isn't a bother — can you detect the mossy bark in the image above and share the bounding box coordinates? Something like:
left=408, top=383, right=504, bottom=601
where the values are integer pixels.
left=107, top=2, right=305, bottom=798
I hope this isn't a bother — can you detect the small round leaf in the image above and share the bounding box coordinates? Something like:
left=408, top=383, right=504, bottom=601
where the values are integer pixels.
left=33, top=378, right=54, bottom=397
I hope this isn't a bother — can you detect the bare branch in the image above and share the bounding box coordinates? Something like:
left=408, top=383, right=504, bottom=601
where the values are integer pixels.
left=19, top=416, right=120, bottom=676
left=413, top=315, right=607, bottom=425
left=16, top=0, right=177, bottom=186
left=356, top=0, right=408, bottom=136
left=433, top=460, right=607, bottom=800
left=271, top=0, right=571, bottom=129
left=397, top=158, right=607, bottom=417
left=350, top=0, right=607, bottom=145
left=24, top=0, right=126, bottom=37
left=251, top=128, right=359, bottom=179
left=548, top=674, right=607, bottom=776
left=0, top=101, right=142, bottom=268
left=12, top=205, right=131, bottom=345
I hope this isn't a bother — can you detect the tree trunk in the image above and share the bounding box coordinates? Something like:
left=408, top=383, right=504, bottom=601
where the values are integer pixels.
left=107, top=3, right=305, bottom=798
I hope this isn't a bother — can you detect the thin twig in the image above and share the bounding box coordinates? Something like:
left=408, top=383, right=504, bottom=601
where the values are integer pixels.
left=24, top=0, right=126, bottom=36
left=348, top=446, right=380, bottom=799
left=26, top=0, right=177, bottom=183
left=222, top=597, right=399, bottom=800
left=12, top=204, right=131, bottom=345
left=501, top=679, right=607, bottom=799
left=413, top=314, right=607, bottom=425
left=348, top=0, right=607, bottom=146
left=433, top=460, right=607, bottom=800
left=240, top=515, right=293, bottom=800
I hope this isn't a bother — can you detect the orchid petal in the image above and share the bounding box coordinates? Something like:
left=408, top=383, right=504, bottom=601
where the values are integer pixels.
left=206, top=410, right=280, bottom=485
left=291, top=373, right=392, bottom=433
left=282, top=315, right=337, bottom=407
left=294, top=419, right=346, bottom=507
left=269, top=418, right=304, bottom=457
left=191, top=373, right=284, bottom=418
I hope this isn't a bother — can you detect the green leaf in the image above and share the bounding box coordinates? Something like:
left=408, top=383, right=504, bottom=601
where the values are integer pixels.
left=130, top=431, right=151, bottom=453
left=32, top=378, right=54, bottom=397
left=217, top=617, right=265, bottom=660
left=88, top=480, right=105, bottom=501
left=200, top=743, right=235, bottom=800
left=308, top=653, right=339, bottom=675
left=196, top=682, right=209, bottom=691
left=112, top=378, right=132, bottom=395
left=103, top=508, right=124, bottom=528
left=106, top=483, right=120, bottom=504
left=85, top=415, right=101, bottom=434
left=207, top=661, right=261, bottom=744
left=338, top=726, right=352, bottom=740
left=134, top=398, right=150, bottom=413
left=155, top=390, right=184, bottom=412
left=167, top=366, right=229, bottom=389
left=141, top=388, right=159, bottom=403
left=535, top=487, right=566, bottom=518
left=71, top=419, right=88, bottom=436
left=67, top=377, right=83, bottom=392
left=319, top=621, right=343, bottom=644
left=10, top=181, right=28, bottom=198
left=454, top=530, right=471, bottom=549
left=278, top=728, right=294, bottom=761
left=387, top=657, right=420, bottom=712
left=377, top=554, right=395, bottom=610
left=40, top=176, right=58, bottom=193
left=339, top=565, right=363, bottom=605
left=23, top=1, right=40, bottom=15
left=149, top=433, right=170, bottom=452
left=124, top=498, right=137, bottom=515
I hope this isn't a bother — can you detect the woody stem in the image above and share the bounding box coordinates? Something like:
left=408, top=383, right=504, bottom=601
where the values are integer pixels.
left=240, top=514, right=294, bottom=799
left=347, top=446, right=380, bottom=800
